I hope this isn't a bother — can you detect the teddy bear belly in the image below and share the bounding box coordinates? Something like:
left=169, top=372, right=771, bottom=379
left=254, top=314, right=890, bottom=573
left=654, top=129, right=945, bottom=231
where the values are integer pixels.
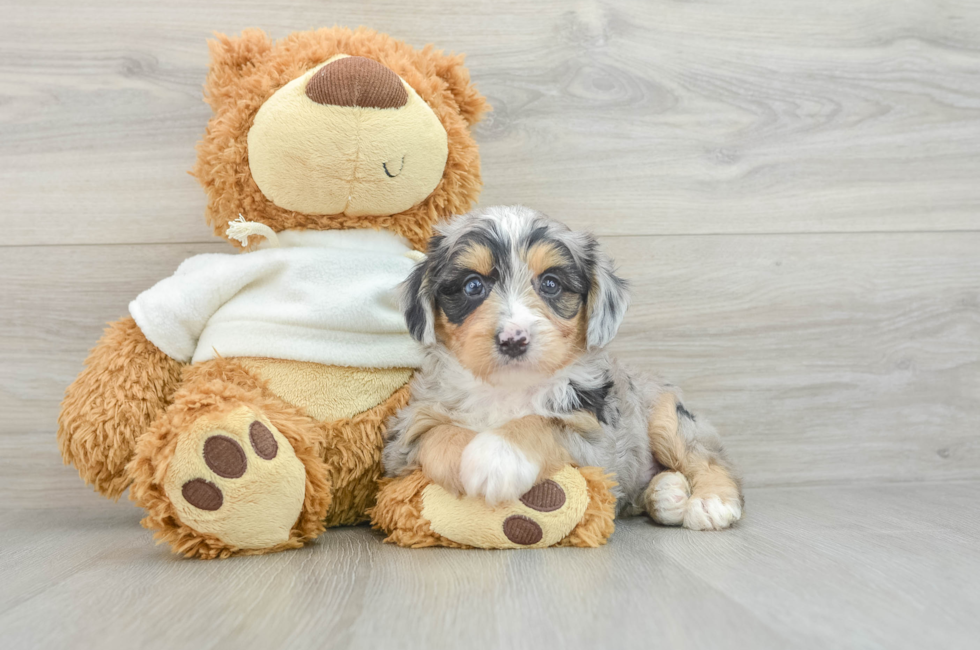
left=236, top=358, right=413, bottom=422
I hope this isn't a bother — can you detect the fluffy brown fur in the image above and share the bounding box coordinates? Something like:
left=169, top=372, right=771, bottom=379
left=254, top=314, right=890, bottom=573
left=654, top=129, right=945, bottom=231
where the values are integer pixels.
left=192, top=27, right=489, bottom=251
left=57, top=317, right=184, bottom=499
left=320, top=385, right=412, bottom=528
left=128, top=357, right=333, bottom=559
left=553, top=466, right=618, bottom=548
left=370, top=471, right=470, bottom=549
left=125, top=357, right=411, bottom=558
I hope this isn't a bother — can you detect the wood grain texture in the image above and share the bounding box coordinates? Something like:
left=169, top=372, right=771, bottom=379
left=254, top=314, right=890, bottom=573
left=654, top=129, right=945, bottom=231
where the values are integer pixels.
left=2, top=0, right=979, bottom=648
left=1, top=483, right=978, bottom=649
left=605, top=232, right=980, bottom=488
left=2, top=0, right=980, bottom=246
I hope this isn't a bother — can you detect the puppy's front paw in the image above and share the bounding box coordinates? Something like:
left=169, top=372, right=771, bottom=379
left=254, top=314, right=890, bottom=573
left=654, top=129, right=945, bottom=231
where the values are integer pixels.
left=683, top=496, right=742, bottom=531
left=460, top=432, right=540, bottom=506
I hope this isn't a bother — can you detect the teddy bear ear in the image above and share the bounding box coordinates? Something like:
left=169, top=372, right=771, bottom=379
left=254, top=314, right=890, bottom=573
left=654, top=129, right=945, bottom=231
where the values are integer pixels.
left=427, top=48, right=490, bottom=128
left=203, top=29, right=273, bottom=111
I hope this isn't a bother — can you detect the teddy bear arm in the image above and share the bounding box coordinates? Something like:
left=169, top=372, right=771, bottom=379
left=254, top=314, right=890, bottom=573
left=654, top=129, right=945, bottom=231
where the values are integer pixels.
left=370, top=465, right=617, bottom=549
left=58, top=316, right=184, bottom=499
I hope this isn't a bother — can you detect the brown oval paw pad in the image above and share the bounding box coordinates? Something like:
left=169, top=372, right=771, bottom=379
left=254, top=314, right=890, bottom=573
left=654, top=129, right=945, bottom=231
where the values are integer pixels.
left=249, top=421, right=278, bottom=460
left=181, top=478, right=223, bottom=511
left=503, top=515, right=543, bottom=545
left=519, top=480, right=566, bottom=512
left=203, top=435, right=247, bottom=478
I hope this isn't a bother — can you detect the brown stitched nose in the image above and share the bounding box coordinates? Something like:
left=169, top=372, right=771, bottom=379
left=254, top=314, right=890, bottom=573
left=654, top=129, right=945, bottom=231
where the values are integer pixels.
left=305, top=56, right=408, bottom=109
left=497, top=331, right=529, bottom=359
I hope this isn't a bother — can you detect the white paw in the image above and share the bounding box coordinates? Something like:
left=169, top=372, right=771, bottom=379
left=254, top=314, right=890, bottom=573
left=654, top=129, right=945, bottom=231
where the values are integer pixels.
left=460, top=431, right=539, bottom=506
left=645, top=471, right=691, bottom=526
left=683, top=496, right=742, bottom=531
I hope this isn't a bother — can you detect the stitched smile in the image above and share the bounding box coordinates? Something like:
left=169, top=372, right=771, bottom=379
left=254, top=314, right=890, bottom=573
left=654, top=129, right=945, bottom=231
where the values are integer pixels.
left=383, top=156, right=405, bottom=178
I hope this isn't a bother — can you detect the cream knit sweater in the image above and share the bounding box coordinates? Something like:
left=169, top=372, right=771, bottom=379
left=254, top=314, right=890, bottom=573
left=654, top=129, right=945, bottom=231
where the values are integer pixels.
left=129, top=228, right=423, bottom=369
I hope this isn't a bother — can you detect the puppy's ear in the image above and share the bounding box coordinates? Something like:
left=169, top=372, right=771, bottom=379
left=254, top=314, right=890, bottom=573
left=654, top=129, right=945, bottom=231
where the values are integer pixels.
left=402, top=255, right=436, bottom=346
left=585, top=241, right=630, bottom=349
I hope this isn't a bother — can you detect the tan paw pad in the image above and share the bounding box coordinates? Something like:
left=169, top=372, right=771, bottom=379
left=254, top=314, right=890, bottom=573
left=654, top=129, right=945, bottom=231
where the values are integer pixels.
left=165, top=407, right=306, bottom=549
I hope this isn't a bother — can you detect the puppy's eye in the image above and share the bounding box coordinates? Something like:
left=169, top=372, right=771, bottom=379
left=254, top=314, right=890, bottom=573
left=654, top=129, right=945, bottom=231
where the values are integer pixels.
left=539, top=274, right=562, bottom=297
left=463, top=274, right=486, bottom=298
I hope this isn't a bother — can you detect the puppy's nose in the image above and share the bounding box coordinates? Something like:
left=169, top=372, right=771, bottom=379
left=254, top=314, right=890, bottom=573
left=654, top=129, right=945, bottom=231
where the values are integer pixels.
left=305, top=56, right=408, bottom=109
left=497, top=329, right=529, bottom=359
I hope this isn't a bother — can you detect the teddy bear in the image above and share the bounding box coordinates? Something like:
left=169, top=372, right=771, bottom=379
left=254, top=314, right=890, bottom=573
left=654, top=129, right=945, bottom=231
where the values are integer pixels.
left=57, top=26, right=617, bottom=558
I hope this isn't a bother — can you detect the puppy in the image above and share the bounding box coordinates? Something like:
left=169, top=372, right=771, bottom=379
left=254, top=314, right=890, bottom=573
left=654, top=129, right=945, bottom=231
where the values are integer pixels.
left=383, top=206, right=743, bottom=530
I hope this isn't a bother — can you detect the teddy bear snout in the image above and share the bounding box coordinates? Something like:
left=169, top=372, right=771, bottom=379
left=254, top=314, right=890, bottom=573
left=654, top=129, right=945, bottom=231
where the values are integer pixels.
left=305, top=56, right=408, bottom=109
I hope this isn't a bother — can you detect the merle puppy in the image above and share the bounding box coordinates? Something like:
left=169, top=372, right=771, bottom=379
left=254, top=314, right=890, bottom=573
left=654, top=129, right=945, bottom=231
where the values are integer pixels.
left=383, top=205, right=742, bottom=530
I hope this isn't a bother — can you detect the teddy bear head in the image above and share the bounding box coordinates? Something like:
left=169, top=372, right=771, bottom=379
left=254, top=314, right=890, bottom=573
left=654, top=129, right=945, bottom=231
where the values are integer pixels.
left=192, top=27, right=489, bottom=250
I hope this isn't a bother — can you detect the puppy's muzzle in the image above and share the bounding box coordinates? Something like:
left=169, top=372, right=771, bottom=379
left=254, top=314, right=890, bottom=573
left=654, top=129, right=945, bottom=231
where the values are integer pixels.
left=496, top=329, right=529, bottom=359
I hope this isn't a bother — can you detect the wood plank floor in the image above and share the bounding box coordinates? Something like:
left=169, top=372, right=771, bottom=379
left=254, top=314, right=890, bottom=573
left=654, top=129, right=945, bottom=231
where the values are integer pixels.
left=1, top=1, right=978, bottom=648
left=2, top=483, right=979, bottom=650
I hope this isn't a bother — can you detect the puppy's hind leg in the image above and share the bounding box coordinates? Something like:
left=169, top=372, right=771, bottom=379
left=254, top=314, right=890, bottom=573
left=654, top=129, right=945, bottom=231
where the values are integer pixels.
left=644, top=470, right=691, bottom=526
left=643, top=392, right=742, bottom=530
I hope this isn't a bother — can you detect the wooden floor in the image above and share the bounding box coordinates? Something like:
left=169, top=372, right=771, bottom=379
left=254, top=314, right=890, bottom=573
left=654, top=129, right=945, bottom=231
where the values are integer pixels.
left=2, top=1, right=979, bottom=648
left=2, top=483, right=978, bottom=650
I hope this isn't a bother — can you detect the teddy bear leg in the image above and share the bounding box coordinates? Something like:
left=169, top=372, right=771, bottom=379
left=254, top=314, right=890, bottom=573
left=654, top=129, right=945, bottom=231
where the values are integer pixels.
left=128, top=358, right=332, bottom=559
left=58, top=316, right=184, bottom=499
left=553, top=466, right=618, bottom=547
left=371, top=465, right=617, bottom=549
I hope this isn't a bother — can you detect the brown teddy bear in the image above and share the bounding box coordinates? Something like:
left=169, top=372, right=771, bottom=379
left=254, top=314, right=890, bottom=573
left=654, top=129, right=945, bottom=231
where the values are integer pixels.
left=58, top=27, right=616, bottom=558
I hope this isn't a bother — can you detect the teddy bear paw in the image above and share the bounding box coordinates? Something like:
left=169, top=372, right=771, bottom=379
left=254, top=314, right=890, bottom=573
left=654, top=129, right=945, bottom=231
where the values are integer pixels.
left=420, top=465, right=590, bottom=548
left=164, top=408, right=307, bottom=550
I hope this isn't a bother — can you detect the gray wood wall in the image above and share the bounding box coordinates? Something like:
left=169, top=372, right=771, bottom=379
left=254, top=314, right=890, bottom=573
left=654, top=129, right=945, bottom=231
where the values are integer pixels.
left=2, top=0, right=979, bottom=509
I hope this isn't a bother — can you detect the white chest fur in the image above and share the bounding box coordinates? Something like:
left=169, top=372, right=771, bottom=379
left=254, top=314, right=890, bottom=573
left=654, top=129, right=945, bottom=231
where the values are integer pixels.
left=432, top=363, right=559, bottom=431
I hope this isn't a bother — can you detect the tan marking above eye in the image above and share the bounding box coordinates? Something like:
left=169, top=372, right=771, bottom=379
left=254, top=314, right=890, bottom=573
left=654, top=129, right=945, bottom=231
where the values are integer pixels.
left=456, top=244, right=494, bottom=277
left=526, top=242, right=570, bottom=277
